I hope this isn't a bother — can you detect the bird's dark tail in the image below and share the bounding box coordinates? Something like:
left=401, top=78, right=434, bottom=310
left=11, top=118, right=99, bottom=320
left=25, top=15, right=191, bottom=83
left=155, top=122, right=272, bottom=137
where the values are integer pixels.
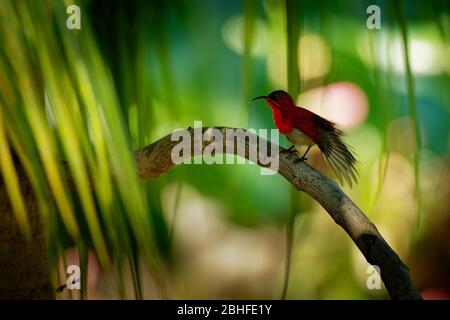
left=314, top=116, right=358, bottom=187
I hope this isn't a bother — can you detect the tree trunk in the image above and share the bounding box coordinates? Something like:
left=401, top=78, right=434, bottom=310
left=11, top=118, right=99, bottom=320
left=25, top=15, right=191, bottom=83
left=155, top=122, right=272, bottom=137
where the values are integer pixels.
left=0, top=170, right=54, bottom=299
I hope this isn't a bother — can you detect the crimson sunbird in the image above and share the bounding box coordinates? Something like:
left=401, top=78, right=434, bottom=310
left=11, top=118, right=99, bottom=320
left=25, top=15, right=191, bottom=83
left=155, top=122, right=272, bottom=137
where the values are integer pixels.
left=253, top=90, right=358, bottom=187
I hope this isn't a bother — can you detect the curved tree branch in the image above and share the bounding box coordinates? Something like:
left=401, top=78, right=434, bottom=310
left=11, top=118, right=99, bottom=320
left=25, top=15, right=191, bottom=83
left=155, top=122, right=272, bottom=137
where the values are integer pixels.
left=134, top=127, right=422, bottom=300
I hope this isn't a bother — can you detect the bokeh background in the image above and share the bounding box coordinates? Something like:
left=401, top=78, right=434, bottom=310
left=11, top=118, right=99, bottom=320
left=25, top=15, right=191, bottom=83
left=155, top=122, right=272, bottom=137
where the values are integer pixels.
left=0, top=0, right=449, bottom=299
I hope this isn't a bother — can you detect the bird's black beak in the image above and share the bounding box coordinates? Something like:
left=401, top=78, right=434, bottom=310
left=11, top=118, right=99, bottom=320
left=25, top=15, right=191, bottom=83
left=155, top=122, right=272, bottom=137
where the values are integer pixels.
left=251, top=95, right=269, bottom=102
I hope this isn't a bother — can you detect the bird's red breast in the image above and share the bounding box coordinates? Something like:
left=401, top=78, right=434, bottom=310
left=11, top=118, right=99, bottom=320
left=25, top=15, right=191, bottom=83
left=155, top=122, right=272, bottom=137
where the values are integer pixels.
left=267, top=98, right=318, bottom=141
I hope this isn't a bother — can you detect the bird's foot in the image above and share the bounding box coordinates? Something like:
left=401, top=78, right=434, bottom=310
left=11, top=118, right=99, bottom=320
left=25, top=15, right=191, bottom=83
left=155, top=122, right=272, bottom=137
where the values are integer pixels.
left=294, top=156, right=308, bottom=164
left=280, top=147, right=298, bottom=155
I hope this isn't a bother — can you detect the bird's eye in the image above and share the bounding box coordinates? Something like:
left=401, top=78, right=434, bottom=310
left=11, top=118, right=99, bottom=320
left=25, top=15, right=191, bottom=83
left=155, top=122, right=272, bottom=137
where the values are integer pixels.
left=270, top=92, right=282, bottom=100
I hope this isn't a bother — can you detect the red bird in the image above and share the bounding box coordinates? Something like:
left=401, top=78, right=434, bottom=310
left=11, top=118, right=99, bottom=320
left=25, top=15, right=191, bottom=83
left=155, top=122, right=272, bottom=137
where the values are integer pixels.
left=253, top=90, right=358, bottom=187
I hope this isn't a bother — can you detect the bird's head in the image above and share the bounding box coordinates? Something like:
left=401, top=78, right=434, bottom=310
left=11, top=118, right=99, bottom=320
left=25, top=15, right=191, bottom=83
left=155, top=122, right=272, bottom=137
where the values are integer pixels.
left=252, top=90, right=295, bottom=111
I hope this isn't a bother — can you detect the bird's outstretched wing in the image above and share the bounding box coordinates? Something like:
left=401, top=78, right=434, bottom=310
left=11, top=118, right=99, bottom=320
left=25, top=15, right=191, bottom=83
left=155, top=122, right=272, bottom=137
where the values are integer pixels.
left=313, top=115, right=358, bottom=187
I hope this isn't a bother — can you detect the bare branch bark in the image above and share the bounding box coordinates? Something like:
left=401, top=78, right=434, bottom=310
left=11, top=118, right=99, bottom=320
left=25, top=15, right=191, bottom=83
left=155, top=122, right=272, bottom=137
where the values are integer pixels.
left=135, top=127, right=422, bottom=300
